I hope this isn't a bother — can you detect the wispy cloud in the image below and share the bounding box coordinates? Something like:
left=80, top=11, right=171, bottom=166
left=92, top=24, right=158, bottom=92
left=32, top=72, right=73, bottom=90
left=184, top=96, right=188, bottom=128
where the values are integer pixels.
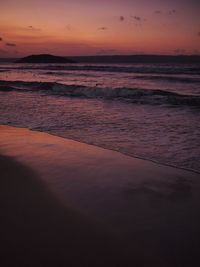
left=97, top=49, right=116, bottom=55
left=168, top=9, right=176, bottom=15
left=0, top=49, right=8, bottom=54
left=7, top=26, right=42, bottom=33
left=119, top=16, right=125, bottom=22
left=28, top=26, right=41, bottom=32
left=66, top=24, right=71, bottom=31
left=154, top=9, right=177, bottom=16
left=173, top=48, right=185, bottom=54
left=193, top=49, right=199, bottom=54
left=130, top=15, right=146, bottom=27
left=27, top=26, right=41, bottom=31
left=133, top=16, right=141, bottom=21
left=98, top=27, right=107, bottom=30
left=155, top=10, right=161, bottom=14
left=6, top=43, right=17, bottom=47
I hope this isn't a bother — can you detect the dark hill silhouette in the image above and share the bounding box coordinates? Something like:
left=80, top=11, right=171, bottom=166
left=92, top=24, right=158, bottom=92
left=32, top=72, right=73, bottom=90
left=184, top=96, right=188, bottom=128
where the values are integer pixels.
left=70, top=54, right=200, bottom=64
left=16, top=54, right=76, bottom=63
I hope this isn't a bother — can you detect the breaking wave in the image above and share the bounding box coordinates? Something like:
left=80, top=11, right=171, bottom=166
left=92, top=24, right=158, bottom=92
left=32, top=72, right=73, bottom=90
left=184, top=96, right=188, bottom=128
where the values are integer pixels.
left=134, top=75, right=200, bottom=84
left=0, top=80, right=200, bottom=108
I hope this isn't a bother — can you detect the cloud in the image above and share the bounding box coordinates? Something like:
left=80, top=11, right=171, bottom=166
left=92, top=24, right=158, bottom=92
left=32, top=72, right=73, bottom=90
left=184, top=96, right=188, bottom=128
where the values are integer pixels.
left=66, top=24, right=71, bottom=31
left=133, top=16, right=141, bottom=21
left=193, top=49, right=199, bottom=54
left=119, top=16, right=125, bottom=22
left=168, top=9, right=176, bottom=15
left=98, top=27, right=107, bottom=30
left=96, top=49, right=116, bottom=55
left=154, top=9, right=177, bottom=16
left=0, top=49, right=8, bottom=54
left=173, top=48, right=185, bottom=54
left=10, top=33, right=50, bottom=41
left=130, top=15, right=146, bottom=27
left=28, top=26, right=41, bottom=31
left=6, top=43, right=17, bottom=47
left=155, top=10, right=161, bottom=14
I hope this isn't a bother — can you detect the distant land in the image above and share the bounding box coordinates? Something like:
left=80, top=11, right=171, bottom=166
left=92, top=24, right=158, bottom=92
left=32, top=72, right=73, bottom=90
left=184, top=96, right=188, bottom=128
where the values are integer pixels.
left=70, top=55, right=200, bottom=64
left=0, top=54, right=199, bottom=64
left=15, top=54, right=76, bottom=63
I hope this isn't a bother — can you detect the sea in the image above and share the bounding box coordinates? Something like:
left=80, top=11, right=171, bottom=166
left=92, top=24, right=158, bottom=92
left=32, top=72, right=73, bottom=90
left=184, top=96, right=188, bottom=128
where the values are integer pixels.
left=0, top=61, right=200, bottom=173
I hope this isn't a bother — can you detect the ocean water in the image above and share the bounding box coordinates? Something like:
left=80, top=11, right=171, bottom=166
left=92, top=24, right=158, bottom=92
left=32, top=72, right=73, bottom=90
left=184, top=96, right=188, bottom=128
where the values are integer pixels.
left=0, top=62, right=200, bottom=172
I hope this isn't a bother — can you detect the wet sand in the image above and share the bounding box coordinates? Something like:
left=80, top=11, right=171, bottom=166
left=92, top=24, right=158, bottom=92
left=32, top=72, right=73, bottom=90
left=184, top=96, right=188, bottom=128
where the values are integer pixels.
left=0, top=125, right=200, bottom=267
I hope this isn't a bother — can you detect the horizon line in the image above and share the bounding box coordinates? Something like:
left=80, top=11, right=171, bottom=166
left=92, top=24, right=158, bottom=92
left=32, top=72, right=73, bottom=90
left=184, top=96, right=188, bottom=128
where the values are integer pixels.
left=1, top=53, right=200, bottom=59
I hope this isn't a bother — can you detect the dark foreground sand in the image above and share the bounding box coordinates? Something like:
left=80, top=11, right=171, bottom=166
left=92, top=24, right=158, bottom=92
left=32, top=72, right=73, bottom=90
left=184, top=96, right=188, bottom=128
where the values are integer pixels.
left=0, top=125, right=200, bottom=267
left=0, top=154, right=130, bottom=267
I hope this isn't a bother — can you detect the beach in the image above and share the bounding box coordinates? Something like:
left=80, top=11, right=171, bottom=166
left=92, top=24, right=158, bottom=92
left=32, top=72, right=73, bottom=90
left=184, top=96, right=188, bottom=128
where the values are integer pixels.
left=1, top=1, right=200, bottom=266
left=1, top=125, right=200, bottom=266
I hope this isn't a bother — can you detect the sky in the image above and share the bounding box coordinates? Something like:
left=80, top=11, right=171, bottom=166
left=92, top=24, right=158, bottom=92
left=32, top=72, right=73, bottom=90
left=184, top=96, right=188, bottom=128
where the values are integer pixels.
left=0, top=0, right=199, bottom=57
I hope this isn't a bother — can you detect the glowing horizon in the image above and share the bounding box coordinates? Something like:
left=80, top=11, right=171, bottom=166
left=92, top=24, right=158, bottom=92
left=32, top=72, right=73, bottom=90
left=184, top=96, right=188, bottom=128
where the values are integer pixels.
left=0, top=0, right=199, bottom=57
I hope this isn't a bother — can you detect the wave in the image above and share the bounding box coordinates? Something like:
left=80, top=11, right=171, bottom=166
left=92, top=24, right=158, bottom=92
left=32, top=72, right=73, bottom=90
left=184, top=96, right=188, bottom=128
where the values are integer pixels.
left=43, top=65, right=200, bottom=75
left=0, top=80, right=200, bottom=108
left=1, top=64, right=200, bottom=75
left=44, top=71, right=200, bottom=83
left=134, top=75, right=200, bottom=84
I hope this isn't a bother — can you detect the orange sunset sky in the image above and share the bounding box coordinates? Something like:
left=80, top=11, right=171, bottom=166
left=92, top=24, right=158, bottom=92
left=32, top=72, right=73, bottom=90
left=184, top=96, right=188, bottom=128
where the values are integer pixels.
left=0, top=0, right=199, bottom=57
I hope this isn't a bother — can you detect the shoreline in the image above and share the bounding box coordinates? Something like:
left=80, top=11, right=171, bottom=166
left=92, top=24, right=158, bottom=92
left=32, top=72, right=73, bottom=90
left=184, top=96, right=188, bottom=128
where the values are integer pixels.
left=1, top=124, right=200, bottom=266
left=2, top=123, right=200, bottom=175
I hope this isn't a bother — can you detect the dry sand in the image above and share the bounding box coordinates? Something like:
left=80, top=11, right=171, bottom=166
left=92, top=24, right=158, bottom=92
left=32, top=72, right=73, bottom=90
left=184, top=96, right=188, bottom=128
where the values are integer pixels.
left=0, top=125, right=200, bottom=267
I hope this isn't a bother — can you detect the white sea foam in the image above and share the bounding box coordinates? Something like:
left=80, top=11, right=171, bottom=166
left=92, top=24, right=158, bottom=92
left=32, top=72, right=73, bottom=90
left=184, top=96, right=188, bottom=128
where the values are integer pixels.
left=0, top=80, right=200, bottom=107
